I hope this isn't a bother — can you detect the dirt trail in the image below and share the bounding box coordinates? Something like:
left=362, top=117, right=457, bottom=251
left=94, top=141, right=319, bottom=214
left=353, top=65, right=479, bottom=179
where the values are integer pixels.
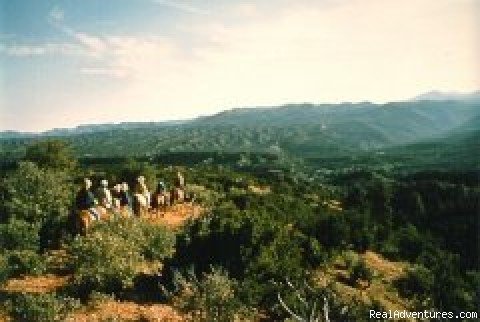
left=66, top=300, right=183, bottom=322
left=142, top=203, right=204, bottom=228
left=1, top=274, right=69, bottom=294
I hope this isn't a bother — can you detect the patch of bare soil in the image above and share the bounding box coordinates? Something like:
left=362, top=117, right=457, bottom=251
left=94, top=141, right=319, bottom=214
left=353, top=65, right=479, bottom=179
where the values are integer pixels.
left=142, top=203, right=204, bottom=228
left=361, top=250, right=405, bottom=281
left=0, top=274, right=69, bottom=294
left=66, top=300, right=184, bottom=322
left=247, top=185, right=271, bottom=195
left=0, top=311, right=10, bottom=322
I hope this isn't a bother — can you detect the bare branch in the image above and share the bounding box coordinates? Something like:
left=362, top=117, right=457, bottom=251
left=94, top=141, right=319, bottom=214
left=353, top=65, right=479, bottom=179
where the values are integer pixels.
left=277, top=293, right=306, bottom=322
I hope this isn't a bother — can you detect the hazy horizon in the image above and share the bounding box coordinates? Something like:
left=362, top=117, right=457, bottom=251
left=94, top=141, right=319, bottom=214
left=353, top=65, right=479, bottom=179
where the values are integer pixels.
left=1, top=0, right=479, bottom=132
left=1, top=88, right=480, bottom=134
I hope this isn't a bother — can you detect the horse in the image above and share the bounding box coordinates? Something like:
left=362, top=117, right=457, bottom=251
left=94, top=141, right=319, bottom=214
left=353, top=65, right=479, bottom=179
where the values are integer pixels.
left=76, top=206, right=111, bottom=235
left=171, top=187, right=185, bottom=205
left=151, top=191, right=171, bottom=217
left=133, top=192, right=150, bottom=217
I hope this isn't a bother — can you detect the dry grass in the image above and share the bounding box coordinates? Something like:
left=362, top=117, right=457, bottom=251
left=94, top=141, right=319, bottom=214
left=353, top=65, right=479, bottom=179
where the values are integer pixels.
left=313, top=250, right=411, bottom=313
left=66, top=300, right=184, bottom=322
left=0, top=274, right=69, bottom=294
left=247, top=185, right=271, bottom=195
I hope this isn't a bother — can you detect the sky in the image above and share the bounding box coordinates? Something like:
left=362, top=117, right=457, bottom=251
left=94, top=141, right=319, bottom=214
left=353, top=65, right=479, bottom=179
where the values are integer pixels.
left=0, top=0, right=479, bottom=132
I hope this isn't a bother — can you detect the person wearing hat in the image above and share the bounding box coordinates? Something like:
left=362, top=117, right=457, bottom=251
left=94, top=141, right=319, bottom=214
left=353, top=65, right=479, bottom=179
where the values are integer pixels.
left=152, top=181, right=170, bottom=211
left=76, top=178, right=96, bottom=210
left=75, top=178, right=100, bottom=220
left=175, top=171, right=185, bottom=188
left=120, top=182, right=133, bottom=213
left=133, top=176, right=151, bottom=216
left=96, top=179, right=113, bottom=209
left=111, top=184, right=122, bottom=211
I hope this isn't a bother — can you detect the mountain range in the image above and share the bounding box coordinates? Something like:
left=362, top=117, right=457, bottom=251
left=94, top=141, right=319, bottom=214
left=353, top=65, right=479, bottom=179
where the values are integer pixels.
left=1, top=91, right=479, bottom=165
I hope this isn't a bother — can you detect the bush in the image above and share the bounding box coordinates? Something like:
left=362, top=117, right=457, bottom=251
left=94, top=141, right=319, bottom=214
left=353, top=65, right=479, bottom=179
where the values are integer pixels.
left=172, top=267, right=251, bottom=321
left=0, top=219, right=40, bottom=251
left=67, top=231, right=144, bottom=296
left=6, top=250, right=47, bottom=277
left=88, top=218, right=176, bottom=261
left=6, top=293, right=80, bottom=322
left=2, top=162, right=73, bottom=224
left=140, top=224, right=176, bottom=261
left=0, top=254, right=11, bottom=285
left=348, top=258, right=373, bottom=287
left=395, top=264, right=434, bottom=301
left=67, top=218, right=175, bottom=297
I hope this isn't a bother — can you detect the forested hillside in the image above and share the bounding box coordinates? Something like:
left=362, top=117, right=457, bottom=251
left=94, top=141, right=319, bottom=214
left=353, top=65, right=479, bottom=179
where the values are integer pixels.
left=0, top=138, right=478, bottom=321
left=1, top=100, right=478, bottom=160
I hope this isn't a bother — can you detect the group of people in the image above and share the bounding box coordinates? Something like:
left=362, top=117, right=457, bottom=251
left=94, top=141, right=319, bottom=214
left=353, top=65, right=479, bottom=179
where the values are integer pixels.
left=75, top=171, right=186, bottom=220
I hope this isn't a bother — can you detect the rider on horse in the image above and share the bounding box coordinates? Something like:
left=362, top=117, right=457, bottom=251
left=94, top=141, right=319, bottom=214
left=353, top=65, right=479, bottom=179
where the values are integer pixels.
left=75, top=178, right=99, bottom=220
left=133, top=176, right=151, bottom=216
left=120, top=182, right=133, bottom=210
left=175, top=171, right=185, bottom=188
left=96, top=179, right=113, bottom=209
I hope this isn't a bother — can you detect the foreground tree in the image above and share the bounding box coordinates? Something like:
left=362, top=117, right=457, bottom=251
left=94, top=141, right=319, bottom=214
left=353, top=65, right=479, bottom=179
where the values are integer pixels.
left=1, top=162, right=73, bottom=248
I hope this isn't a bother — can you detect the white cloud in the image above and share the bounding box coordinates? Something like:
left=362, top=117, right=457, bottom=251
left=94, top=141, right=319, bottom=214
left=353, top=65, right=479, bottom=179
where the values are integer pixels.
left=49, top=6, right=65, bottom=23
left=92, top=0, right=478, bottom=115
left=0, top=43, right=80, bottom=57
left=152, top=0, right=209, bottom=15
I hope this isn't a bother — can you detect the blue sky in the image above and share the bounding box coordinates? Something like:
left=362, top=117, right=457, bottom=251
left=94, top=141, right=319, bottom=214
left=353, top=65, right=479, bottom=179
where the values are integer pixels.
left=1, top=0, right=479, bottom=131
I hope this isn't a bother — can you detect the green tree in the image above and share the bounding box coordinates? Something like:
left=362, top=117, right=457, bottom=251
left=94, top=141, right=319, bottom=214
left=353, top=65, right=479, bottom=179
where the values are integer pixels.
left=1, top=162, right=73, bottom=248
left=24, top=139, right=77, bottom=171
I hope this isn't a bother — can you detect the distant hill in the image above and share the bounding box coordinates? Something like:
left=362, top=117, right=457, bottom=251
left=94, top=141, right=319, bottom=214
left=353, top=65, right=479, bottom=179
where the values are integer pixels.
left=1, top=99, right=479, bottom=161
left=412, top=90, right=480, bottom=102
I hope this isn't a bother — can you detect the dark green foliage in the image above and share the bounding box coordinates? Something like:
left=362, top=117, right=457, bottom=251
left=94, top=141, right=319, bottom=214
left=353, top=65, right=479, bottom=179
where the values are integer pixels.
left=0, top=254, right=10, bottom=285
left=5, top=250, right=46, bottom=277
left=5, top=293, right=80, bottom=322
left=1, top=162, right=73, bottom=250
left=1, top=162, right=73, bottom=224
left=140, top=224, right=176, bottom=261
left=162, top=202, right=328, bottom=316
left=24, top=139, right=77, bottom=171
left=0, top=219, right=40, bottom=251
left=118, top=159, right=157, bottom=190
left=348, top=259, right=373, bottom=286
left=395, top=264, right=434, bottom=301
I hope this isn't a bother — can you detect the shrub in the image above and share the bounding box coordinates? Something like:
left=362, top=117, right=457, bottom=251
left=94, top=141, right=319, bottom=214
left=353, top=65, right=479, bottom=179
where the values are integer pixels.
left=1, top=162, right=73, bottom=250
left=67, top=231, right=143, bottom=296
left=0, top=254, right=11, bottom=285
left=2, top=162, right=73, bottom=224
left=6, top=293, right=80, bottom=322
left=6, top=250, right=47, bottom=277
left=67, top=218, right=175, bottom=297
left=348, top=258, right=373, bottom=287
left=140, top=224, right=176, bottom=261
left=0, top=219, right=40, bottom=251
left=396, top=264, right=434, bottom=299
left=88, top=218, right=176, bottom=261
left=172, top=267, right=251, bottom=321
